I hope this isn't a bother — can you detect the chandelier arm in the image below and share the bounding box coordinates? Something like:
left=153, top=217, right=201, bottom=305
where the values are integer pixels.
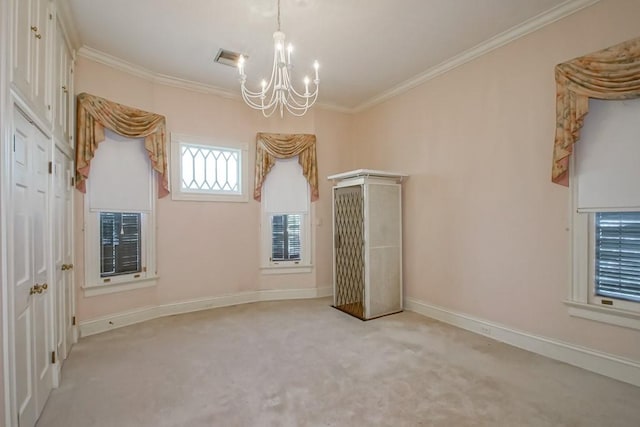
left=285, top=97, right=315, bottom=113
left=284, top=88, right=318, bottom=109
left=242, top=48, right=280, bottom=97
left=281, top=66, right=318, bottom=100
left=286, top=85, right=318, bottom=102
left=240, top=84, right=266, bottom=97
left=241, top=88, right=278, bottom=111
left=283, top=94, right=309, bottom=110
left=263, top=102, right=279, bottom=118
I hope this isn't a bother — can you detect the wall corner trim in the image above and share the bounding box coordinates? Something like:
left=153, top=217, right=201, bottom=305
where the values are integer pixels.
left=404, top=297, right=640, bottom=388
left=78, top=287, right=333, bottom=337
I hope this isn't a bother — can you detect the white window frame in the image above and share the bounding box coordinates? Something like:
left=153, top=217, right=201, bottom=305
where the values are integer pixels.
left=170, top=133, right=248, bottom=202
left=567, top=156, right=640, bottom=330
left=83, top=134, right=158, bottom=297
left=261, top=211, right=312, bottom=274
left=260, top=158, right=313, bottom=274
left=84, top=209, right=157, bottom=296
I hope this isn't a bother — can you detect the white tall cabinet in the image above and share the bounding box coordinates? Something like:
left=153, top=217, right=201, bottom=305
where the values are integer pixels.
left=329, top=170, right=407, bottom=320
left=1, top=0, right=76, bottom=426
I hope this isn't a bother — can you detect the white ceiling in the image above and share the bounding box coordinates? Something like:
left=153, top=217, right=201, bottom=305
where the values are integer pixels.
left=64, top=0, right=593, bottom=111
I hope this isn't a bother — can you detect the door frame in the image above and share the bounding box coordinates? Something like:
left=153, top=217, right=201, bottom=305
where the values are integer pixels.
left=1, top=0, right=12, bottom=424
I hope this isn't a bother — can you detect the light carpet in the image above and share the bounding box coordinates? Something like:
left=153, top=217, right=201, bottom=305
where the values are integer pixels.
left=37, top=298, right=640, bottom=426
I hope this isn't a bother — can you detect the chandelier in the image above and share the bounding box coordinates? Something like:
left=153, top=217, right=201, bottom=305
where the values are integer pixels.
left=237, top=0, right=319, bottom=118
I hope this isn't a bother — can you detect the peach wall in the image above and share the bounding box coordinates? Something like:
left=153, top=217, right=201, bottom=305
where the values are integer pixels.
left=350, top=0, right=640, bottom=361
left=74, top=57, right=352, bottom=320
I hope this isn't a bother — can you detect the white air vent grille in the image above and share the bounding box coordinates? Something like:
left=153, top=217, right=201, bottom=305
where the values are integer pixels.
left=214, top=49, right=245, bottom=67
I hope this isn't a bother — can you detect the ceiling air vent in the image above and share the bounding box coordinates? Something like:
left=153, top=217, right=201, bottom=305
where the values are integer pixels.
left=214, top=49, right=246, bottom=67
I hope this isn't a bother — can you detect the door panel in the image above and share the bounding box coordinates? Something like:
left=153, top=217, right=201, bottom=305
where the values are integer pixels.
left=12, top=0, right=33, bottom=97
left=33, top=128, right=52, bottom=415
left=12, top=110, right=53, bottom=427
left=13, top=111, right=38, bottom=427
left=54, top=147, right=73, bottom=360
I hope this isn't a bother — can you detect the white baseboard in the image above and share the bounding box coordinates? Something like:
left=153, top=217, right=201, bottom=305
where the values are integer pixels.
left=405, top=297, right=640, bottom=388
left=79, top=287, right=332, bottom=337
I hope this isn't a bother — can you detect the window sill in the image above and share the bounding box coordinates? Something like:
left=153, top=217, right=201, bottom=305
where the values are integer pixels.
left=564, top=300, right=640, bottom=331
left=83, top=276, right=158, bottom=297
left=261, top=265, right=313, bottom=275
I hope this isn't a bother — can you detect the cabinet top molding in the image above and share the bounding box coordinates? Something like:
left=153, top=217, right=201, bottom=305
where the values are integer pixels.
left=327, top=169, right=408, bottom=182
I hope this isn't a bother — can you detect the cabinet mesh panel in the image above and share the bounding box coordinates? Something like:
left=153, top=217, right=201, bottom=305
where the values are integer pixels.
left=334, top=186, right=365, bottom=319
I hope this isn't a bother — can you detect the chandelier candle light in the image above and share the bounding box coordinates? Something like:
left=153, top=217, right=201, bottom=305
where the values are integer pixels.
left=237, top=0, right=319, bottom=118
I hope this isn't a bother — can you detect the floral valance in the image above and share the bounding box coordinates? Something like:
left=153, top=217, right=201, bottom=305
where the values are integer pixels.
left=75, top=92, right=169, bottom=197
left=254, top=132, right=319, bottom=202
left=552, top=37, right=640, bottom=186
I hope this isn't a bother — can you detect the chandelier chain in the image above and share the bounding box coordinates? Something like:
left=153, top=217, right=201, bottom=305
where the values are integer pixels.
left=277, top=0, right=281, bottom=31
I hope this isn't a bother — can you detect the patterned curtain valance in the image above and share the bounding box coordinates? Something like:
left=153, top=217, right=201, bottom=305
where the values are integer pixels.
left=552, top=37, right=640, bottom=186
left=75, top=92, right=169, bottom=197
left=254, top=132, right=319, bottom=202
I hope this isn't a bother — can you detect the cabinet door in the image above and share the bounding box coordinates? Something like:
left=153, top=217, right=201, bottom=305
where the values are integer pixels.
left=53, top=15, right=70, bottom=144
left=11, top=0, right=52, bottom=120
left=12, top=0, right=34, bottom=97
left=31, top=0, right=50, bottom=118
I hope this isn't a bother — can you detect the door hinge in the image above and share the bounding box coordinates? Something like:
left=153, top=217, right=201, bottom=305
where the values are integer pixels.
left=51, top=351, right=56, bottom=364
left=72, top=316, right=76, bottom=326
left=48, top=161, right=53, bottom=174
left=70, top=176, right=75, bottom=187
left=49, top=13, right=53, bottom=20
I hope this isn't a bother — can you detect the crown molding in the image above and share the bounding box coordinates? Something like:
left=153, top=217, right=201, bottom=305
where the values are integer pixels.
left=77, top=0, right=599, bottom=116
left=78, top=46, right=354, bottom=114
left=78, top=46, right=239, bottom=99
left=352, top=0, right=600, bottom=113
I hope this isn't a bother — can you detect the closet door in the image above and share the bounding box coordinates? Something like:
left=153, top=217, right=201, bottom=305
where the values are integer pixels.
left=333, top=185, right=365, bottom=318
left=12, top=109, right=53, bottom=427
left=53, top=146, right=74, bottom=361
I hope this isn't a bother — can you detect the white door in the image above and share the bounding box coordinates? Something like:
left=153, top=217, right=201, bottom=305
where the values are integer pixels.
left=53, top=146, right=74, bottom=361
left=12, top=109, right=53, bottom=427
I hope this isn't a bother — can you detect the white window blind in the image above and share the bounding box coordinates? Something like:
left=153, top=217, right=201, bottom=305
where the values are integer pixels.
left=263, top=157, right=309, bottom=214
left=271, top=214, right=302, bottom=261
left=594, top=212, right=640, bottom=303
left=100, top=212, right=142, bottom=277
left=575, top=98, right=640, bottom=211
left=88, top=129, right=153, bottom=212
